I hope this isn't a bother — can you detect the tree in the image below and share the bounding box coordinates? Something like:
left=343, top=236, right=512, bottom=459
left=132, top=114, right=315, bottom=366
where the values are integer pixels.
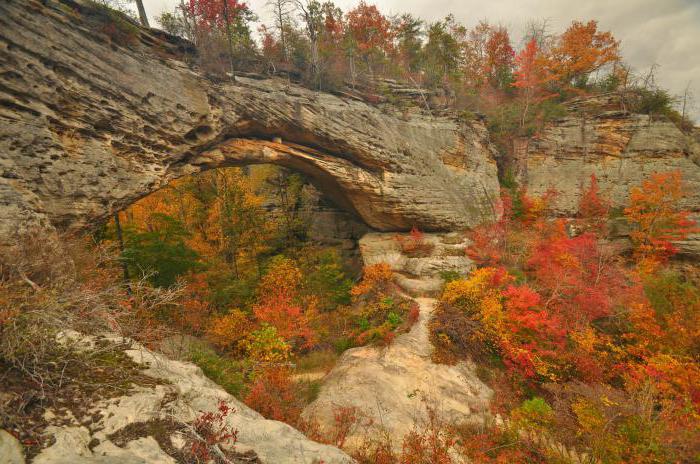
left=158, top=1, right=196, bottom=41
left=484, top=26, right=514, bottom=90
left=253, top=257, right=316, bottom=349
left=624, top=171, right=697, bottom=269
left=294, top=0, right=323, bottom=85
left=213, top=170, right=266, bottom=278
left=513, top=38, right=552, bottom=128
left=188, top=0, right=248, bottom=29
left=577, top=173, right=610, bottom=233
left=122, top=213, right=200, bottom=288
left=188, top=0, right=251, bottom=76
left=423, top=15, right=464, bottom=86
left=268, top=0, right=293, bottom=62
left=134, top=0, right=149, bottom=27
left=549, top=20, right=620, bottom=89
left=393, top=13, right=424, bottom=74
left=345, top=1, right=392, bottom=78
left=462, top=20, right=491, bottom=88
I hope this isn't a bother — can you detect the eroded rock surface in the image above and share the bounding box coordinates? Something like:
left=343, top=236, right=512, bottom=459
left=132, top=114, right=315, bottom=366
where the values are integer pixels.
left=513, top=96, right=700, bottom=254
left=0, top=429, right=25, bottom=464
left=302, top=232, right=490, bottom=451
left=359, top=232, right=474, bottom=295
left=31, top=334, right=353, bottom=464
left=0, top=0, right=499, bottom=243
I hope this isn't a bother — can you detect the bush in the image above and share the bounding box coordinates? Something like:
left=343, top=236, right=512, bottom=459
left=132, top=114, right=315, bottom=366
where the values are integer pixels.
left=351, top=263, right=394, bottom=299
left=239, top=325, right=291, bottom=363
left=511, top=397, right=554, bottom=431
left=244, top=366, right=302, bottom=425
left=632, top=87, right=676, bottom=117
left=188, top=341, right=248, bottom=397
left=395, top=227, right=435, bottom=257
left=0, top=232, right=179, bottom=385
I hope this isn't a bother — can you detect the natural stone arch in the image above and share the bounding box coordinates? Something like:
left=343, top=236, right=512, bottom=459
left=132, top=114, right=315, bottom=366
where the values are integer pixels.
left=0, top=0, right=500, bottom=244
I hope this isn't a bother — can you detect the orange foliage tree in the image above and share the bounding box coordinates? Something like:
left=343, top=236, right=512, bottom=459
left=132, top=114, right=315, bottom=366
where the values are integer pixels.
left=205, top=309, right=250, bottom=352
left=624, top=170, right=698, bottom=270
left=253, top=257, right=317, bottom=350
left=548, top=20, right=620, bottom=89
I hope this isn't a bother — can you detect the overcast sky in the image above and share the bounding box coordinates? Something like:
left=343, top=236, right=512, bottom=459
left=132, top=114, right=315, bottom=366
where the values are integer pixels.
left=139, top=0, right=700, bottom=121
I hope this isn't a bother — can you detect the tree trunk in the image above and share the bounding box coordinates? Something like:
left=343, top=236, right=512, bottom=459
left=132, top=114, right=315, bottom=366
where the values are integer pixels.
left=277, top=2, right=288, bottom=62
left=134, top=0, right=149, bottom=27
left=113, top=211, right=131, bottom=290
left=222, top=0, right=236, bottom=79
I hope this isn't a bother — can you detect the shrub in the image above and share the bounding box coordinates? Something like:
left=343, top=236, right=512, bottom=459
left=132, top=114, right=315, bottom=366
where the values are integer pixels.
left=187, top=400, right=238, bottom=462
left=351, top=294, right=415, bottom=347
left=399, top=404, right=455, bottom=464
left=395, top=227, right=435, bottom=257
left=351, top=263, right=394, bottom=299
left=0, top=232, right=179, bottom=385
left=511, top=397, right=554, bottom=431
left=244, top=367, right=302, bottom=425
left=631, top=87, right=676, bottom=118
left=188, top=341, right=248, bottom=396
left=240, top=325, right=291, bottom=363
left=205, top=309, right=251, bottom=352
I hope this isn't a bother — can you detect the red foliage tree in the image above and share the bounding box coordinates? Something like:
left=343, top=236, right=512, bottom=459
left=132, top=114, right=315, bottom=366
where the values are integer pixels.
left=243, top=367, right=301, bottom=425
left=577, top=173, right=610, bottom=233
left=513, top=37, right=553, bottom=128
left=188, top=0, right=247, bottom=29
left=484, top=26, right=515, bottom=89
left=346, top=1, right=393, bottom=71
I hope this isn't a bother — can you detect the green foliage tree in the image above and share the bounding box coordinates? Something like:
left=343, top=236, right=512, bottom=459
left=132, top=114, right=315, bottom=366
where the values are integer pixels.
left=122, top=213, right=200, bottom=287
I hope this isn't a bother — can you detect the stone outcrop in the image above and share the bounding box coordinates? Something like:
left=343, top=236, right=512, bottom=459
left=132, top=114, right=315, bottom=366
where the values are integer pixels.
left=0, top=429, right=25, bottom=464
left=302, top=232, right=490, bottom=452
left=358, top=232, right=474, bottom=295
left=0, top=0, right=499, bottom=244
left=302, top=298, right=491, bottom=452
left=513, top=96, right=700, bottom=254
left=30, top=333, right=353, bottom=464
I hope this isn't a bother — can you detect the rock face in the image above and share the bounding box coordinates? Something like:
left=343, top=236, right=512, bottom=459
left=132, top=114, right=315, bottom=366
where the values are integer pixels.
left=31, top=334, right=353, bottom=464
left=359, top=232, right=474, bottom=295
left=513, top=97, right=700, bottom=254
left=0, top=429, right=25, bottom=464
left=302, top=298, right=491, bottom=452
left=302, top=233, right=490, bottom=451
left=0, top=0, right=500, bottom=244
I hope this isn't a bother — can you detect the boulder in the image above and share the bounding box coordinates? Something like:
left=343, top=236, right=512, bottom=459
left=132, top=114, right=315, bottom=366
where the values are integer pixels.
left=359, top=232, right=473, bottom=295
left=31, top=334, right=353, bottom=464
left=0, top=429, right=25, bottom=464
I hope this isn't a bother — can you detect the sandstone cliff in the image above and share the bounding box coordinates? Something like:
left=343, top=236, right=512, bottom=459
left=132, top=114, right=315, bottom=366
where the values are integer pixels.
left=513, top=94, right=700, bottom=255
left=0, top=0, right=499, bottom=244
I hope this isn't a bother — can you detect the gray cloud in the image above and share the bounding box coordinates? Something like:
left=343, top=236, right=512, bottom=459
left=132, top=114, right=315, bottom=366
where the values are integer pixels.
left=140, top=0, right=700, bottom=121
